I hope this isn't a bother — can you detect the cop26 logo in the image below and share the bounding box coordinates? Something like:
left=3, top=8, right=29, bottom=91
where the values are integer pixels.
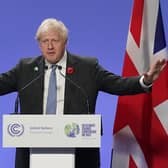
left=7, top=123, right=24, bottom=137
left=64, top=123, right=80, bottom=137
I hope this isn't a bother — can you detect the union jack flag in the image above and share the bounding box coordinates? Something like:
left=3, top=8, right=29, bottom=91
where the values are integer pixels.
left=111, top=0, right=168, bottom=167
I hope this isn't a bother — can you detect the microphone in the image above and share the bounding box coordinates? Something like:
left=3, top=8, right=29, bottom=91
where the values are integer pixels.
left=14, top=65, right=47, bottom=114
left=57, top=65, right=90, bottom=114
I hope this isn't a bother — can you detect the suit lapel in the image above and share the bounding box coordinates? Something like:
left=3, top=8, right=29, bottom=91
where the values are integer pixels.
left=64, top=53, right=79, bottom=114
left=29, top=57, right=44, bottom=114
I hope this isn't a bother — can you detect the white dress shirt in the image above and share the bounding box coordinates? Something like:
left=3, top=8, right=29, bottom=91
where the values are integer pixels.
left=43, top=51, right=67, bottom=115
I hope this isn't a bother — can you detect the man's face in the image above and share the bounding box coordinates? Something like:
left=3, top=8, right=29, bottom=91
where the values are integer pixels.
left=39, top=29, right=67, bottom=64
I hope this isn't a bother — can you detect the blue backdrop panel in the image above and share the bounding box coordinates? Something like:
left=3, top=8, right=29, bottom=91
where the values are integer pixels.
left=0, top=0, right=167, bottom=168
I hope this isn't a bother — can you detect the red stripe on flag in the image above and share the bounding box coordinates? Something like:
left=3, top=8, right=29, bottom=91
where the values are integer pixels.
left=129, top=156, right=138, bottom=168
left=130, top=0, right=144, bottom=47
left=122, top=52, right=139, bottom=76
left=150, top=112, right=168, bottom=168
left=152, top=63, right=168, bottom=107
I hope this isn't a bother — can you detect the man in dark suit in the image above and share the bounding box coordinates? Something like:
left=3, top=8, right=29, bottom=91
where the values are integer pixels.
left=0, top=18, right=166, bottom=168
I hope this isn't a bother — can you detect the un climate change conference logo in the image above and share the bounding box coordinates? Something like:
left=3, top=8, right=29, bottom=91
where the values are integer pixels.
left=8, top=123, right=24, bottom=137
left=64, top=123, right=80, bottom=137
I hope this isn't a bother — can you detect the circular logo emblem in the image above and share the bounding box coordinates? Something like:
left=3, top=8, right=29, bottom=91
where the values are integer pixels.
left=7, top=123, right=24, bottom=137
left=64, top=123, right=80, bottom=137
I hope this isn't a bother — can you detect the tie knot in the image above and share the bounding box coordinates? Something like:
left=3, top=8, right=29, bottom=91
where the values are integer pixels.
left=51, top=64, right=57, bottom=70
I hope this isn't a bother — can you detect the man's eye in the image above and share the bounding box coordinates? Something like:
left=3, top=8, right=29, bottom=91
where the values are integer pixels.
left=53, top=39, right=59, bottom=42
left=42, top=40, right=48, bottom=43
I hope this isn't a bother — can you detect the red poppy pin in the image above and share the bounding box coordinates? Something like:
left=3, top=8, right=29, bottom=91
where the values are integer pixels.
left=67, top=67, right=74, bottom=74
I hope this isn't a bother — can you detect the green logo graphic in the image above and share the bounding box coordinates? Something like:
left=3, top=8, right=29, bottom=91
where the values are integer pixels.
left=64, top=123, right=80, bottom=137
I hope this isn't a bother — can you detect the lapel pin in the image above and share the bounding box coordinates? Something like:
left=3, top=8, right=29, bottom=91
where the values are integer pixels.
left=34, top=66, right=39, bottom=71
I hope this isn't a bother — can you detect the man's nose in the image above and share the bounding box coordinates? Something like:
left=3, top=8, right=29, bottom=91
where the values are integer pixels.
left=48, top=41, right=54, bottom=49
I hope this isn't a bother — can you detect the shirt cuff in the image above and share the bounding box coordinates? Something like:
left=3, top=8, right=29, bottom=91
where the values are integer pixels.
left=139, top=75, right=152, bottom=88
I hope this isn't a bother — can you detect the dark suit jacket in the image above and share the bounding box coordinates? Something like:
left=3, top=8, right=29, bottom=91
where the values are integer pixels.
left=0, top=52, right=148, bottom=168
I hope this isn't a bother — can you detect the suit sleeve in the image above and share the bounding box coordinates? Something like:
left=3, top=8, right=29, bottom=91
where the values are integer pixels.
left=0, top=63, right=19, bottom=95
left=94, top=59, right=150, bottom=95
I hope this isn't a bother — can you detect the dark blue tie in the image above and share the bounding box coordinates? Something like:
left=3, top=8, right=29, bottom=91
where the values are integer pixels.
left=46, top=65, right=57, bottom=114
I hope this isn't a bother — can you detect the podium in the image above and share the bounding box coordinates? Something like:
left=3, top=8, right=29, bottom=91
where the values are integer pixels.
left=3, top=114, right=101, bottom=168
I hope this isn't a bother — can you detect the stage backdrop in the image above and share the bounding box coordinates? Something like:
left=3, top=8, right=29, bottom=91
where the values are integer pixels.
left=0, top=0, right=167, bottom=168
